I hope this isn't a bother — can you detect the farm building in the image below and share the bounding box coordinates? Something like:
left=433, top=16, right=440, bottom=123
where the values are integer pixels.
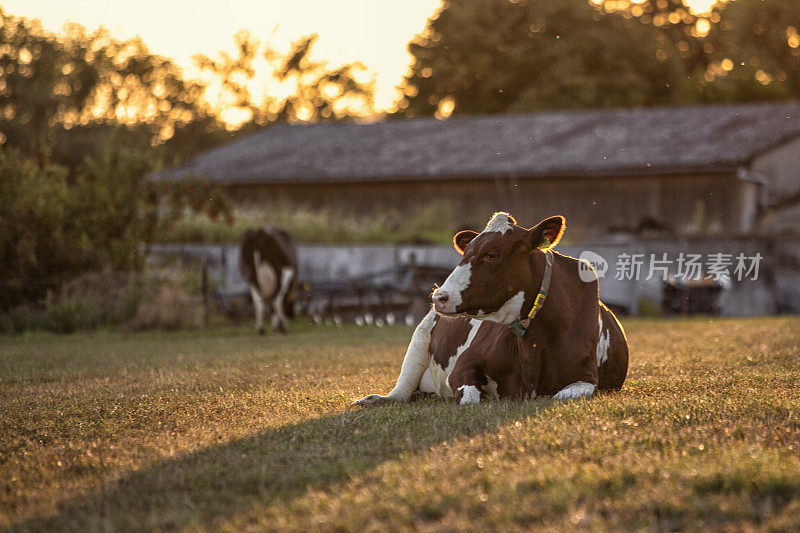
left=157, top=102, right=800, bottom=241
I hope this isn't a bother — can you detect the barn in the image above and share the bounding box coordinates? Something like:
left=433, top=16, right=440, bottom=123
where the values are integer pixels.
left=157, top=102, right=800, bottom=241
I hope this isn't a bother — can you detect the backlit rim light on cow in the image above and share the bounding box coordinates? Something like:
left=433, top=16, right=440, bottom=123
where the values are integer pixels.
left=353, top=211, right=629, bottom=407
left=483, top=212, right=516, bottom=234
left=597, top=315, right=610, bottom=366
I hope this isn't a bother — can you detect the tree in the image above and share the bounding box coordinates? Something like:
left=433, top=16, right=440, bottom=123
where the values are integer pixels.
left=194, top=31, right=374, bottom=132
left=0, top=8, right=223, bottom=165
left=0, top=7, right=372, bottom=309
left=0, top=10, right=97, bottom=155
left=610, top=0, right=794, bottom=103
left=397, top=0, right=687, bottom=117
left=397, top=0, right=800, bottom=117
left=713, top=0, right=800, bottom=100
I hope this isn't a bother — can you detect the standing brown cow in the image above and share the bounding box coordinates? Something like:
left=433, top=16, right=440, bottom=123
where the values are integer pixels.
left=354, top=212, right=628, bottom=405
left=240, top=227, right=297, bottom=334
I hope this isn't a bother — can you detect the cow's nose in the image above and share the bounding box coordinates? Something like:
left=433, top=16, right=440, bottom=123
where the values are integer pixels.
left=433, top=291, right=449, bottom=304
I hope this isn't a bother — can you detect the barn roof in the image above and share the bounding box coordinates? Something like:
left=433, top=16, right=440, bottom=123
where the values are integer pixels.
left=157, top=102, right=800, bottom=185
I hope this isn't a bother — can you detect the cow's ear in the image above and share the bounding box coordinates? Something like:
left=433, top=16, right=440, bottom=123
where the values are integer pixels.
left=528, top=216, right=565, bottom=250
left=453, top=230, right=479, bottom=255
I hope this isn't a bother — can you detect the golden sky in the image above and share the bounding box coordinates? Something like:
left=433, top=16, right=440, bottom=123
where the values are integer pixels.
left=3, top=0, right=717, bottom=114
left=2, top=0, right=443, bottom=111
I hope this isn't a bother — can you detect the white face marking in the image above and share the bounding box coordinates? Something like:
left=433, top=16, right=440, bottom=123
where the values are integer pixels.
left=482, top=212, right=515, bottom=234
left=429, top=319, right=482, bottom=398
left=553, top=381, right=596, bottom=400
left=596, top=315, right=610, bottom=366
left=475, top=291, right=526, bottom=325
left=458, top=385, right=481, bottom=405
left=433, top=263, right=471, bottom=314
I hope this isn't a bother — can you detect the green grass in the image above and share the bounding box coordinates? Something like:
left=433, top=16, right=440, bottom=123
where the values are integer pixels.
left=156, top=202, right=457, bottom=245
left=1, top=317, right=799, bottom=531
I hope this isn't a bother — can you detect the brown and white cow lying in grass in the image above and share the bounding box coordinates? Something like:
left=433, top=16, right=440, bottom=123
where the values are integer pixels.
left=354, top=212, right=628, bottom=406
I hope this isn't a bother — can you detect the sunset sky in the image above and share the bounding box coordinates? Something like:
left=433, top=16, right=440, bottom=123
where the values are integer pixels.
left=2, top=0, right=717, bottom=112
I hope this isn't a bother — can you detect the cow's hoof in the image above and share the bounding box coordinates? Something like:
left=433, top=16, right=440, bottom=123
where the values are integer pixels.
left=457, top=385, right=481, bottom=405
left=273, top=324, right=287, bottom=334
left=352, top=394, right=391, bottom=406
left=257, top=327, right=266, bottom=335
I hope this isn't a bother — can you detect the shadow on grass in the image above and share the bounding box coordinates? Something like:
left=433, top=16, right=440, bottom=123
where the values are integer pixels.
left=11, top=398, right=555, bottom=531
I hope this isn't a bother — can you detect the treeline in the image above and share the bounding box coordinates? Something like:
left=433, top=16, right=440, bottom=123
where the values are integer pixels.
left=2, top=0, right=799, bottom=312
left=0, top=8, right=372, bottom=310
left=397, top=0, right=799, bottom=116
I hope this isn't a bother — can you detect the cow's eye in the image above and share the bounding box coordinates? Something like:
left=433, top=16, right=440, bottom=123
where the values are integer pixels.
left=484, top=252, right=498, bottom=261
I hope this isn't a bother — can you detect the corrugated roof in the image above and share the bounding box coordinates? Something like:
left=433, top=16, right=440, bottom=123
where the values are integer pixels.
left=156, top=102, right=800, bottom=184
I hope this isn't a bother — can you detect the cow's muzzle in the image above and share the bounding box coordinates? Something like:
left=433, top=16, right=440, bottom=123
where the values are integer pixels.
left=432, top=288, right=457, bottom=314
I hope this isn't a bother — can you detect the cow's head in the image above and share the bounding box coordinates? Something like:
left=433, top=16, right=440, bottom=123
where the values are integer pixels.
left=432, top=212, right=564, bottom=324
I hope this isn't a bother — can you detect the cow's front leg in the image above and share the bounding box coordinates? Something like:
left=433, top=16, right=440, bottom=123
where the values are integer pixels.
left=553, top=381, right=596, bottom=400
left=352, top=309, right=436, bottom=406
left=450, top=366, right=487, bottom=406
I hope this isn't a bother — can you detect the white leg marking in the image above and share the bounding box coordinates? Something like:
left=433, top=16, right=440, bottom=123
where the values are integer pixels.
left=482, top=376, right=499, bottom=401
left=432, top=263, right=471, bottom=314
left=252, top=250, right=278, bottom=332
left=353, top=308, right=437, bottom=405
left=596, top=315, right=610, bottom=366
left=476, top=291, right=526, bottom=325
left=553, top=381, right=596, bottom=401
left=458, top=385, right=481, bottom=405
left=435, top=318, right=482, bottom=398
left=418, top=368, right=436, bottom=393
left=270, top=266, right=295, bottom=331
left=250, top=286, right=266, bottom=332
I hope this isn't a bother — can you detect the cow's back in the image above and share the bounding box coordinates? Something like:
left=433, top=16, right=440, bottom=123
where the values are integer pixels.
left=239, top=227, right=296, bottom=294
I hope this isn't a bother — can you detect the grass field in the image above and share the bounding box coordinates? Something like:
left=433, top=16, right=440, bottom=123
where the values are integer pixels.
left=2, top=316, right=799, bottom=531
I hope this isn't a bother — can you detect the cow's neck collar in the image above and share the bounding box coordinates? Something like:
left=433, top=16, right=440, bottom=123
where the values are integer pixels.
left=508, top=249, right=553, bottom=338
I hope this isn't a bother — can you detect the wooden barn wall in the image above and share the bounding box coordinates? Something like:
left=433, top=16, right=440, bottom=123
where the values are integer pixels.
left=225, top=173, right=748, bottom=241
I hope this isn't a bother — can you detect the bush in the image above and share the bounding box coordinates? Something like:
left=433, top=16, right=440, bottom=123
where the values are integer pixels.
left=128, top=268, right=203, bottom=330
left=0, top=149, right=89, bottom=309
left=0, top=270, right=141, bottom=334
left=0, top=145, right=230, bottom=313
left=0, top=267, right=206, bottom=334
left=41, top=295, right=111, bottom=334
left=0, top=305, right=43, bottom=334
left=0, top=146, right=159, bottom=311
